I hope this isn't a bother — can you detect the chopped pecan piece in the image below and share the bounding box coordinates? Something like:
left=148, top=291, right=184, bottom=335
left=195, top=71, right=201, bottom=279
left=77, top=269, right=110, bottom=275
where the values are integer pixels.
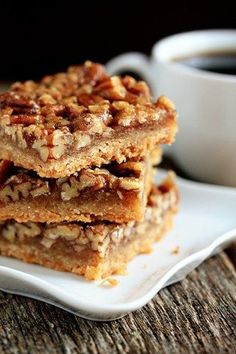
left=94, top=76, right=127, bottom=100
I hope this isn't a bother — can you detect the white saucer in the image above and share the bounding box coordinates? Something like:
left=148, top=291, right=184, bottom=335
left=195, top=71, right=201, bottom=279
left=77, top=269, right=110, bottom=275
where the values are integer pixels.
left=0, top=170, right=236, bottom=321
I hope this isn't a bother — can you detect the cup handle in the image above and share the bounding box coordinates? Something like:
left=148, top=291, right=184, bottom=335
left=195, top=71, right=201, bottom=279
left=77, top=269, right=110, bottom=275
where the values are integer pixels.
left=106, top=52, right=155, bottom=92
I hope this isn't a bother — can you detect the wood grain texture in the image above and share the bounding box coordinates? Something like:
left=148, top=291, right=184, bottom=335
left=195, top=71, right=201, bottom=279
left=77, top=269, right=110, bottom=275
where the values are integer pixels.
left=0, top=247, right=236, bottom=354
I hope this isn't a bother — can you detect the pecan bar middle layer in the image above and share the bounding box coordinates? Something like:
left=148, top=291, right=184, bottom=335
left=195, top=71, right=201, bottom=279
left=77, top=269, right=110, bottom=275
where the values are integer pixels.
left=0, top=152, right=158, bottom=223
left=0, top=61, right=177, bottom=178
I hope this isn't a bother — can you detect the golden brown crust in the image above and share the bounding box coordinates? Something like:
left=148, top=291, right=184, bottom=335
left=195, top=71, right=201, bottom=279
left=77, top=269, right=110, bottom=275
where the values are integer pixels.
left=0, top=61, right=177, bottom=177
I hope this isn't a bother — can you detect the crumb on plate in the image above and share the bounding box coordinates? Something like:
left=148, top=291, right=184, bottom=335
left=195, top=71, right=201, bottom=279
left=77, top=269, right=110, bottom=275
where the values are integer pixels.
left=100, top=277, right=119, bottom=287
left=171, top=245, right=180, bottom=255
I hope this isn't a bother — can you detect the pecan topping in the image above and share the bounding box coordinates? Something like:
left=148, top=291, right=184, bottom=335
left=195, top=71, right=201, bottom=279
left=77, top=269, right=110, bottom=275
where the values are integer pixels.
left=0, top=172, right=50, bottom=203
left=0, top=61, right=176, bottom=162
left=0, top=92, right=39, bottom=113
left=58, top=160, right=144, bottom=201
left=0, top=157, right=145, bottom=203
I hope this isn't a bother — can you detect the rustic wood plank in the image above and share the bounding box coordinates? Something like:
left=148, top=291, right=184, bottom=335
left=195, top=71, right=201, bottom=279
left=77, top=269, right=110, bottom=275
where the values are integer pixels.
left=0, top=250, right=236, bottom=354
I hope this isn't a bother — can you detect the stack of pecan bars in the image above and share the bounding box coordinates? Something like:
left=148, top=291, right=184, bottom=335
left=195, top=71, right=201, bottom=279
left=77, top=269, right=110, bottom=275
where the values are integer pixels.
left=0, top=61, right=178, bottom=280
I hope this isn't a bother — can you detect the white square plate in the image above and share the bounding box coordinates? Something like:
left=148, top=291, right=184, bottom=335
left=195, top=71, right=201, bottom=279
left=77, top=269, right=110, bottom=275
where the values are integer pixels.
left=0, top=170, right=236, bottom=321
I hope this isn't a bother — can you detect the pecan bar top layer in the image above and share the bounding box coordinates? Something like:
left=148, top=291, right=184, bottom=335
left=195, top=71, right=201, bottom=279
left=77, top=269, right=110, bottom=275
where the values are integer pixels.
left=0, top=61, right=177, bottom=178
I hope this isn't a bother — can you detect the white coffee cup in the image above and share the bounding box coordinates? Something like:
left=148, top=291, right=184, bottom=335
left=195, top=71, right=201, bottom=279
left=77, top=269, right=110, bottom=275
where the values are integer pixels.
left=106, top=30, right=236, bottom=187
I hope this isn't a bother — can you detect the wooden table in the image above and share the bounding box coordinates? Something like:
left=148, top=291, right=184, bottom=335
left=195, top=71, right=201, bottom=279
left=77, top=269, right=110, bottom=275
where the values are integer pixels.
left=0, top=244, right=235, bottom=354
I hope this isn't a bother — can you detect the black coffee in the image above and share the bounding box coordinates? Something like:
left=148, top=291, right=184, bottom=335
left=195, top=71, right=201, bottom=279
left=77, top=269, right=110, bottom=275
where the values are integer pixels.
left=173, top=51, right=236, bottom=75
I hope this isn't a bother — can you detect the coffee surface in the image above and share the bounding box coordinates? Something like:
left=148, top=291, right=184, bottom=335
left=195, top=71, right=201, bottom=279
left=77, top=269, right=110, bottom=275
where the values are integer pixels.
left=173, top=51, right=236, bottom=75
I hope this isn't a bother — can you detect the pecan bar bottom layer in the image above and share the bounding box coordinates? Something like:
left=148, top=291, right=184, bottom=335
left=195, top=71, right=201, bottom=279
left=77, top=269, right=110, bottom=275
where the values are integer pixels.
left=0, top=210, right=174, bottom=280
left=0, top=175, right=178, bottom=280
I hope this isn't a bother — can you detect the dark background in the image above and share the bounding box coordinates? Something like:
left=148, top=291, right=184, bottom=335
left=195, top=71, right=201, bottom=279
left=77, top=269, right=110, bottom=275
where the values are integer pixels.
left=1, top=1, right=236, bottom=81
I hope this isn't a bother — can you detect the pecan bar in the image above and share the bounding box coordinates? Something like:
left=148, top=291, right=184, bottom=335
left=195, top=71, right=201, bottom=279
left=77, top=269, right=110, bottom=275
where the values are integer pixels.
left=0, top=148, right=161, bottom=223
left=0, top=173, right=178, bottom=280
left=0, top=61, right=177, bottom=178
